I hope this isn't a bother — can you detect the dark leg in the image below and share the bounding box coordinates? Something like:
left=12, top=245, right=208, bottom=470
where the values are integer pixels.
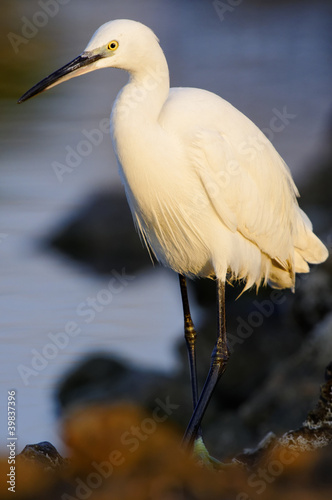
left=178, top=274, right=199, bottom=410
left=182, top=279, right=229, bottom=450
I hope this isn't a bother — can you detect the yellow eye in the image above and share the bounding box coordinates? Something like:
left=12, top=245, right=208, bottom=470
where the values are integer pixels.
left=107, top=40, right=119, bottom=51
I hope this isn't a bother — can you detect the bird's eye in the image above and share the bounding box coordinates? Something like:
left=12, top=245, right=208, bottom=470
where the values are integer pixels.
left=107, top=40, right=119, bottom=51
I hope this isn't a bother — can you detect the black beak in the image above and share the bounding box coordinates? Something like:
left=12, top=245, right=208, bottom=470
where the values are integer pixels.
left=18, top=52, right=103, bottom=104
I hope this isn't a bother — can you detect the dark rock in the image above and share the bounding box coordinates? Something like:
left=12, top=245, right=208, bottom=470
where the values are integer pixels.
left=55, top=353, right=174, bottom=419
left=291, top=268, right=332, bottom=334
left=235, top=361, right=332, bottom=468
left=17, top=441, right=67, bottom=471
left=49, top=189, right=151, bottom=274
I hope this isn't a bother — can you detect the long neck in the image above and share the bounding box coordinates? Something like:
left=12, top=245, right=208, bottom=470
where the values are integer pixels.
left=112, top=48, right=170, bottom=125
left=110, top=48, right=171, bottom=207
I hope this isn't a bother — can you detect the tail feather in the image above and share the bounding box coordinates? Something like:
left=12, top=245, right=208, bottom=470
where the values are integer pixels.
left=267, top=257, right=295, bottom=290
left=267, top=208, right=328, bottom=290
left=294, top=207, right=328, bottom=264
left=295, top=231, right=328, bottom=264
left=294, top=251, right=310, bottom=273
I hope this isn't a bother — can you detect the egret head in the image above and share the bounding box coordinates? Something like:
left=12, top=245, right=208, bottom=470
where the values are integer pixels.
left=18, top=19, right=161, bottom=103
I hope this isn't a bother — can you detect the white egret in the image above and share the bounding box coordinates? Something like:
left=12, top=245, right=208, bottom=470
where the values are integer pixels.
left=18, top=19, right=328, bottom=456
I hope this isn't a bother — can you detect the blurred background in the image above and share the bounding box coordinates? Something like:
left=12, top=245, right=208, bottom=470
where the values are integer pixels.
left=1, top=0, right=331, bottom=458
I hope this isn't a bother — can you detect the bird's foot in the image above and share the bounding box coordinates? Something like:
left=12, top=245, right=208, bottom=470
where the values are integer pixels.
left=193, top=437, right=228, bottom=470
